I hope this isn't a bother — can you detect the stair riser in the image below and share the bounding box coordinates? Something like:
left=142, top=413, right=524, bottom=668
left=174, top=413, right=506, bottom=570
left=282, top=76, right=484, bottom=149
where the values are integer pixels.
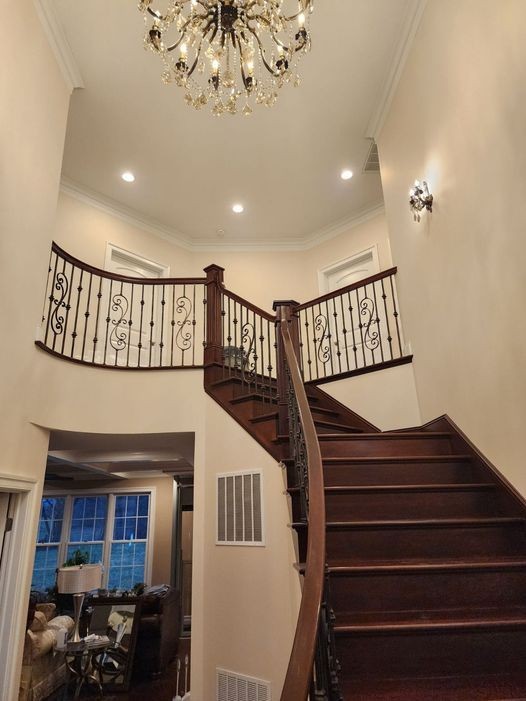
left=320, top=437, right=453, bottom=458
left=330, top=569, right=526, bottom=616
left=322, top=461, right=484, bottom=486
left=335, top=629, right=526, bottom=679
left=323, top=491, right=506, bottom=521
left=324, top=524, right=526, bottom=561
left=316, top=423, right=356, bottom=434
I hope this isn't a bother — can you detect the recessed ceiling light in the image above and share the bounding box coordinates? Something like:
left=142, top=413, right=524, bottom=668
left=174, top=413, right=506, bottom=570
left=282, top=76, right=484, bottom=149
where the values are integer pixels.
left=232, top=203, right=244, bottom=214
left=121, top=171, right=135, bottom=183
left=341, top=169, right=353, bottom=181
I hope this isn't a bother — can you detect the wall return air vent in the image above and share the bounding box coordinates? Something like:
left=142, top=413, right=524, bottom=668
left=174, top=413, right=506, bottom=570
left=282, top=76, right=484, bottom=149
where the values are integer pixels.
left=217, top=471, right=264, bottom=546
left=217, top=668, right=271, bottom=701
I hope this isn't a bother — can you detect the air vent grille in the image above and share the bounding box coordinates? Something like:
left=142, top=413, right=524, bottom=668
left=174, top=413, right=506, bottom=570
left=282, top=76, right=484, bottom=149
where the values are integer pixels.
left=363, top=141, right=380, bottom=173
left=217, top=471, right=264, bottom=546
left=217, top=668, right=271, bottom=701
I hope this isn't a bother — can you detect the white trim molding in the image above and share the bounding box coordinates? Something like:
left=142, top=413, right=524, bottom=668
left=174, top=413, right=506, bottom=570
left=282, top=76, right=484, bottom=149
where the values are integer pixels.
left=0, top=475, right=41, bottom=701
left=60, top=177, right=385, bottom=253
left=366, top=0, right=429, bottom=140
left=33, top=0, right=84, bottom=93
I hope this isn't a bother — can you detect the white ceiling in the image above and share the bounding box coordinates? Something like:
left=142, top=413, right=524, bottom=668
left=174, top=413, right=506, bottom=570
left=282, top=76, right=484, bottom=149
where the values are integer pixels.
left=48, top=0, right=417, bottom=247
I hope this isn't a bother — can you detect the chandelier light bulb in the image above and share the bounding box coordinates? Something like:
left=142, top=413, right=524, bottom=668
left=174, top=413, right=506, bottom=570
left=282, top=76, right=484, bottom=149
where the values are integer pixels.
left=139, top=0, right=314, bottom=115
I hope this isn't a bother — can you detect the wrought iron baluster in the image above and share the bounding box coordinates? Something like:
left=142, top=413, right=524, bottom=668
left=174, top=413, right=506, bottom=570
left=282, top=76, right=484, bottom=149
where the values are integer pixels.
left=372, top=280, right=384, bottom=363
left=346, top=290, right=358, bottom=370
left=302, top=310, right=313, bottom=382
left=191, top=283, right=196, bottom=366
left=325, top=299, right=334, bottom=378
left=42, top=248, right=54, bottom=328
left=355, top=287, right=366, bottom=368
left=44, top=251, right=59, bottom=348
left=258, top=313, right=264, bottom=397
left=390, top=274, right=403, bottom=357
left=103, top=278, right=113, bottom=365
left=127, top=283, right=134, bottom=368
left=159, top=284, right=166, bottom=367
left=51, top=256, right=69, bottom=352
left=310, top=304, right=320, bottom=381
left=91, top=276, right=103, bottom=364
left=60, top=261, right=74, bottom=356
left=339, top=293, right=350, bottom=373
left=137, top=283, right=145, bottom=367
left=81, top=273, right=93, bottom=362
left=381, top=277, right=394, bottom=361
left=149, top=285, right=155, bottom=367
left=266, top=320, right=272, bottom=403
left=170, top=284, right=176, bottom=367
left=331, top=296, right=342, bottom=376
left=70, top=268, right=84, bottom=361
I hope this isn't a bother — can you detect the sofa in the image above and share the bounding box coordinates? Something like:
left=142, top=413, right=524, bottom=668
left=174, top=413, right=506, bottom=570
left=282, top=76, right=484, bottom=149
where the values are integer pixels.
left=18, top=603, right=74, bottom=701
left=133, top=585, right=180, bottom=678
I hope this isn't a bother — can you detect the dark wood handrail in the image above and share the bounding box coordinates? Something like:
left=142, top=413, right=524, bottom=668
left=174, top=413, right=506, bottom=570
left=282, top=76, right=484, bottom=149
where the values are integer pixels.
left=294, top=266, right=398, bottom=310
left=223, top=287, right=276, bottom=322
left=280, top=320, right=326, bottom=701
left=50, top=241, right=207, bottom=286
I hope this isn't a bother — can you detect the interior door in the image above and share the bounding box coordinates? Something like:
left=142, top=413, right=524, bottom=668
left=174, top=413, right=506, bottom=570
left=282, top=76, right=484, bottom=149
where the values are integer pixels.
left=103, top=247, right=168, bottom=367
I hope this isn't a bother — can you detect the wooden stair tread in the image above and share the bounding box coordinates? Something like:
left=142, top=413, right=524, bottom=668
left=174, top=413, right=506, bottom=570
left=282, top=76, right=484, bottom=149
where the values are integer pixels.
left=293, top=517, right=525, bottom=530
left=288, top=483, right=496, bottom=494
left=314, top=419, right=364, bottom=432
left=229, top=392, right=277, bottom=405
left=326, top=556, right=526, bottom=574
left=334, top=605, right=526, bottom=633
left=316, top=431, right=454, bottom=441
left=249, top=411, right=278, bottom=423
left=320, top=454, right=472, bottom=464
left=341, top=672, right=526, bottom=700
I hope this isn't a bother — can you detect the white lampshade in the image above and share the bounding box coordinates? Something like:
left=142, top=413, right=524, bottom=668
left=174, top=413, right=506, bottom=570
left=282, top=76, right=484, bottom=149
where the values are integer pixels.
left=56, top=564, right=102, bottom=594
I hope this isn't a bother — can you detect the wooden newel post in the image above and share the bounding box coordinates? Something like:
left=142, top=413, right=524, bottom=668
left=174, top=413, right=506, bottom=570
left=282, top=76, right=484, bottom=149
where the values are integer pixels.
left=204, top=264, right=225, bottom=374
left=273, top=300, right=301, bottom=438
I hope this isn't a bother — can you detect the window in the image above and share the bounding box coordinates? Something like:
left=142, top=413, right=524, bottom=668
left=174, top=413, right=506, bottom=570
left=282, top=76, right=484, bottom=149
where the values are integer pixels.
left=31, top=492, right=152, bottom=592
left=33, top=497, right=65, bottom=590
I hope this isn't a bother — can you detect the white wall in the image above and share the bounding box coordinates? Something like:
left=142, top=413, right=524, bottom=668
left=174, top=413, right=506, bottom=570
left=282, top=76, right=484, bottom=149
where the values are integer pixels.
left=377, top=0, right=526, bottom=494
left=0, top=2, right=71, bottom=697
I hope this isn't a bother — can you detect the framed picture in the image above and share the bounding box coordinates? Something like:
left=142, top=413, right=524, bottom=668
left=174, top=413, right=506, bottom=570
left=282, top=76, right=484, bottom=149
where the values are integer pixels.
left=88, top=597, right=142, bottom=691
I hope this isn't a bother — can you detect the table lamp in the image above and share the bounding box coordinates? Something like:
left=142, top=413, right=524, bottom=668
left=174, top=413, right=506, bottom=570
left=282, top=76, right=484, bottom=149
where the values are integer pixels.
left=57, top=564, right=102, bottom=643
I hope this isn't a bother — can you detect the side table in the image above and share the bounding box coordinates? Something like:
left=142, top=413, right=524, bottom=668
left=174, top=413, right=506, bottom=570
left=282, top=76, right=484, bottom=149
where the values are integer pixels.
left=63, top=638, right=110, bottom=700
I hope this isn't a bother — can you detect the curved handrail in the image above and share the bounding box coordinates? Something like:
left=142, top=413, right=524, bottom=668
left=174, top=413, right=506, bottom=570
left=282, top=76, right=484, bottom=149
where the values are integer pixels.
left=280, top=320, right=326, bottom=701
left=50, top=241, right=206, bottom=285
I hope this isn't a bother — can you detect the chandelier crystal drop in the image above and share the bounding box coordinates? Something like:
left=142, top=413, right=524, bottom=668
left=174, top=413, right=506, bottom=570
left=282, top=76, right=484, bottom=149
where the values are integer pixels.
left=138, top=0, right=314, bottom=115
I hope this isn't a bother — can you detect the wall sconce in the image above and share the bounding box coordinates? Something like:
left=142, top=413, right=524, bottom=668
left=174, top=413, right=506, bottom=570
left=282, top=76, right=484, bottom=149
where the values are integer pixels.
left=409, top=180, right=433, bottom=222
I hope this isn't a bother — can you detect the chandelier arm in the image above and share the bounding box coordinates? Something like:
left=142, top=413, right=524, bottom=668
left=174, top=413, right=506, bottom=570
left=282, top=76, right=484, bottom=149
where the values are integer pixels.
left=246, top=25, right=280, bottom=77
left=281, top=0, right=313, bottom=22
left=187, top=42, right=203, bottom=77
left=165, top=17, right=194, bottom=52
left=236, top=35, right=251, bottom=90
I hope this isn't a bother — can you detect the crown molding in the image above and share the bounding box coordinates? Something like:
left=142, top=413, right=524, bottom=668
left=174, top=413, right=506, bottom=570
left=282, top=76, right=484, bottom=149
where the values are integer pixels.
left=60, top=177, right=385, bottom=253
left=60, top=177, right=195, bottom=251
left=33, top=0, right=84, bottom=93
left=366, top=0, right=428, bottom=140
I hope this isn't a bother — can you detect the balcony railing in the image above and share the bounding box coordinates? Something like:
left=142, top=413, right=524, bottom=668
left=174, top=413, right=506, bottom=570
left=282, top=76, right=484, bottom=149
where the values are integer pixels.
left=38, top=243, right=207, bottom=369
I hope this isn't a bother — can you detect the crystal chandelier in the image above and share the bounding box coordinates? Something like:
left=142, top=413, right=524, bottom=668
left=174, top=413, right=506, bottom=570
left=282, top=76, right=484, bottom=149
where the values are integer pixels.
left=138, top=0, right=314, bottom=115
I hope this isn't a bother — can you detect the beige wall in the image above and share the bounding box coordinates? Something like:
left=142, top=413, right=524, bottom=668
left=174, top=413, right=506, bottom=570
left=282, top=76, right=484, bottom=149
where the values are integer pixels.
left=377, top=0, right=526, bottom=494
left=55, top=192, right=391, bottom=310
left=324, top=363, right=421, bottom=431
left=200, top=397, right=301, bottom=700
left=0, top=2, right=71, bottom=698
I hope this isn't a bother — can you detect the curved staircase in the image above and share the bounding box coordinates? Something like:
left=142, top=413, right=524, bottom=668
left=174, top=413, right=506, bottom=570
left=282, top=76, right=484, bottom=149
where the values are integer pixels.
left=207, top=370, right=526, bottom=700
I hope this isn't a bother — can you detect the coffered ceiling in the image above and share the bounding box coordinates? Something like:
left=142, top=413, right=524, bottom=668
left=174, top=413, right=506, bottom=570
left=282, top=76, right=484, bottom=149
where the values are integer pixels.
left=41, top=0, right=423, bottom=248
